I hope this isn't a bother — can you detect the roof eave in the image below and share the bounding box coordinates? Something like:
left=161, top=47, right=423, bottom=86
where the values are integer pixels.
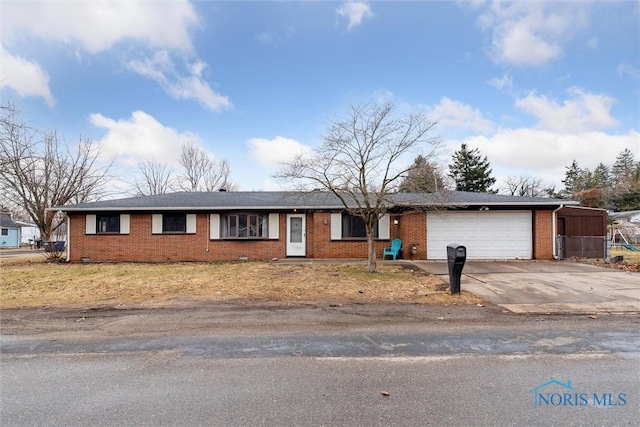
left=54, top=205, right=349, bottom=212
left=55, top=200, right=579, bottom=212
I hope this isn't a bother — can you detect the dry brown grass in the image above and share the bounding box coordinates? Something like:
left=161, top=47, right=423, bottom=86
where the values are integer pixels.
left=0, top=258, right=483, bottom=308
left=610, top=248, right=640, bottom=263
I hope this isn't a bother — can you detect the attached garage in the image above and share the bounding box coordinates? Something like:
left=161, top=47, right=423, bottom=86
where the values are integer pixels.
left=426, top=211, right=532, bottom=260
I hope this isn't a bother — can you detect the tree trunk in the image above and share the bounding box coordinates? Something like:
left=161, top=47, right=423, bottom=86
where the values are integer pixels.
left=367, top=223, right=377, bottom=273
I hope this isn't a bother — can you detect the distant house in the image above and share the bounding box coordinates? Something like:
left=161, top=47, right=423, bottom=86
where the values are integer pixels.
left=52, top=191, right=577, bottom=263
left=14, top=220, right=40, bottom=246
left=0, top=214, right=21, bottom=249
left=609, top=210, right=640, bottom=245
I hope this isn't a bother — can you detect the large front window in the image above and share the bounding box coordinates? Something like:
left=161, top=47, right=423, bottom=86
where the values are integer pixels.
left=97, top=214, right=120, bottom=233
left=222, top=214, right=268, bottom=239
left=342, top=214, right=378, bottom=238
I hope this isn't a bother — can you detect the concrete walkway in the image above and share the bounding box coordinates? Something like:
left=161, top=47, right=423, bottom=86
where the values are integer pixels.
left=413, top=260, right=640, bottom=315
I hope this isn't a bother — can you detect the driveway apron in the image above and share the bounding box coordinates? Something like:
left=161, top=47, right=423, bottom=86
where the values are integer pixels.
left=413, top=260, right=640, bottom=314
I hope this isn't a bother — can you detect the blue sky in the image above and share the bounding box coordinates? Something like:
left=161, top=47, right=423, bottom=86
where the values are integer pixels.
left=2, top=1, right=639, bottom=194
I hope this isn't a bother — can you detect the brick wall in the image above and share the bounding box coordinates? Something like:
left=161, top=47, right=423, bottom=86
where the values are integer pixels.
left=69, top=213, right=287, bottom=262
left=533, top=209, right=554, bottom=260
left=309, top=212, right=389, bottom=259
left=395, top=212, right=427, bottom=260
left=69, top=209, right=557, bottom=262
left=69, top=212, right=394, bottom=262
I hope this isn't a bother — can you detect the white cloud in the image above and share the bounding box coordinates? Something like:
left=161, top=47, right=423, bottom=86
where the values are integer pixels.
left=337, top=2, right=374, bottom=31
left=127, top=52, right=232, bottom=112
left=89, top=111, right=199, bottom=166
left=448, top=128, right=639, bottom=188
left=247, top=136, right=313, bottom=168
left=476, top=2, right=588, bottom=66
left=426, top=97, right=494, bottom=134
left=2, top=1, right=228, bottom=112
left=2, top=1, right=199, bottom=54
left=487, top=73, right=513, bottom=92
left=0, top=44, right=55, bottom=107
left=618, top=63, right=640, bottom=80
left=515, top=87, right=618, bottom=133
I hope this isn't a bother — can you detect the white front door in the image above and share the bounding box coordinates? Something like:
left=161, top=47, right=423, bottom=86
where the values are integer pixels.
left=286, top=214, right=306, bottom=257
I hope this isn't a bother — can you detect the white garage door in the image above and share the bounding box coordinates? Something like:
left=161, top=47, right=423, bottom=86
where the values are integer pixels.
left=426, top=211, right=532, bottom=260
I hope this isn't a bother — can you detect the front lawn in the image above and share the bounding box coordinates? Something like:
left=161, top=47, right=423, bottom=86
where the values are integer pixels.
left=0, top=258, right=483, bottom=308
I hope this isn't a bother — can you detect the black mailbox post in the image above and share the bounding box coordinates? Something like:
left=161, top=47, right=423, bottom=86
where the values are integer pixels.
left=446, top=244, right=466, bottom=294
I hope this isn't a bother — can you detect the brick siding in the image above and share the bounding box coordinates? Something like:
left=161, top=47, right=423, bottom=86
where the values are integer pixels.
left=68, top=209, right=557, bottom=262
left=533, top=209, right=554, bottom=260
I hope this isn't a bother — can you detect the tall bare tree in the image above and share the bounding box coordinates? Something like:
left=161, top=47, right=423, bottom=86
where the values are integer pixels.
left=133, top=159, right=174, bottom=196
left=276, top=101, right=438, bottom=272
left=502, top=175, right=546, bottom=197
left=0, top=103, right=109, bottom=243
left=176, top=141, right=237, bottom=191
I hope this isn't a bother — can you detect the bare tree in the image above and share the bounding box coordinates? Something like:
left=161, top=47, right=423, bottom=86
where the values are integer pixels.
left=202, top=158, right=237, bottom=191
left=176, top=141, right=237, bottom=191
left=502, top=175, right=546, bottom=197
left=276, top=101, right=438, bottom=273
left=133, top=159, right=174, bottom=196
left=0, top=103, right=109, bottom=247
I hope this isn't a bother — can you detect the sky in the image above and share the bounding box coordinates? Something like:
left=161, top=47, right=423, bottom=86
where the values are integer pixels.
left=2, top=0, right=639, bottom=195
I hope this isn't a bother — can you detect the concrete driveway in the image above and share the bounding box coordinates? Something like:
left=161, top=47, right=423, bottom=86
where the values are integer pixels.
left=414, top=260, right=640, bottom=314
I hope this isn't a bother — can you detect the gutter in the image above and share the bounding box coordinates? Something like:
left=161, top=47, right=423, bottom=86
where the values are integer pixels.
left=54, top=200, right=581, bottom=213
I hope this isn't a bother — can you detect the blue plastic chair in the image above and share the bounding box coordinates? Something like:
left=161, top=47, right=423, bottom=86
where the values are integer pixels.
left=382, top=238, right=402, bottom=260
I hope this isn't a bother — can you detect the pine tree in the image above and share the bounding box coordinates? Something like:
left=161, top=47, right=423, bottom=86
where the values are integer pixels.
left=448, top=144, right=496, bottom=192
left=574, top=162, right=612, bottom=208
left=592, top=163, right=611, bottom=189
left=561, top=160, right=585, bottom=197
left=612, top=148, right=636, bottom=190
left=399, top=155, right=446, bottom=193
left=610, top=149, right=640, bottom=210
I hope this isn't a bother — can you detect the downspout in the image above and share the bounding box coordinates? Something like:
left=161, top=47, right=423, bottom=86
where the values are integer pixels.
left=64, top=212, right=70, bottom=262
left=552, top=204, right=564, bottom=260
left=206, top=214, right=210, bottom=253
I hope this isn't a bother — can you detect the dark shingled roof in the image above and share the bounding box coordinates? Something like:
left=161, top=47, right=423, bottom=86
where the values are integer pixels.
left=0, top=214, right=19, bottom=228
left=53, top=191, right=577, bottom=212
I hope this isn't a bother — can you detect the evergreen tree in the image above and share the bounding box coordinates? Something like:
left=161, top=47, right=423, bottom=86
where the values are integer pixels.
left=574, top=162, right=612, bottom=208
left=561, top=160, right=585, bottom=197
left=610, top=149, right=640, bottom=210
left=592, top=163, right=611, bottom=188
left=560, top=152, right=639, bottom=209
left=612, top=148, right=636, bottom=190
left=399, top=155, right=446, bottom=193
left=448, top=144, right=496, bottom=192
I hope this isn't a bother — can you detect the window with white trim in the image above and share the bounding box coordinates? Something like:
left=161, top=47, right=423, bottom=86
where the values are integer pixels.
left=331, top=212, right=390, bottom=240
left=163, top=213, right=187, bottom=232
left=221, top=213, right=268, bottom=239
left=97, top=214, right=120, bottom=233
left=342, top=214, right=378, bottom=238
left=151, top=213, right=196, bottom=234
left=86, top=214, right=130, bottom=235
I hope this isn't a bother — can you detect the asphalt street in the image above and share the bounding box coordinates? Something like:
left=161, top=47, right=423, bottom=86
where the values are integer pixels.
left=2, top=319, right=639, bottom=426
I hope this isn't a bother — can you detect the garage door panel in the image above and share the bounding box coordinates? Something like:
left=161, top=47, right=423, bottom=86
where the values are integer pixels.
left=427, top=211, right=532, bottom=260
